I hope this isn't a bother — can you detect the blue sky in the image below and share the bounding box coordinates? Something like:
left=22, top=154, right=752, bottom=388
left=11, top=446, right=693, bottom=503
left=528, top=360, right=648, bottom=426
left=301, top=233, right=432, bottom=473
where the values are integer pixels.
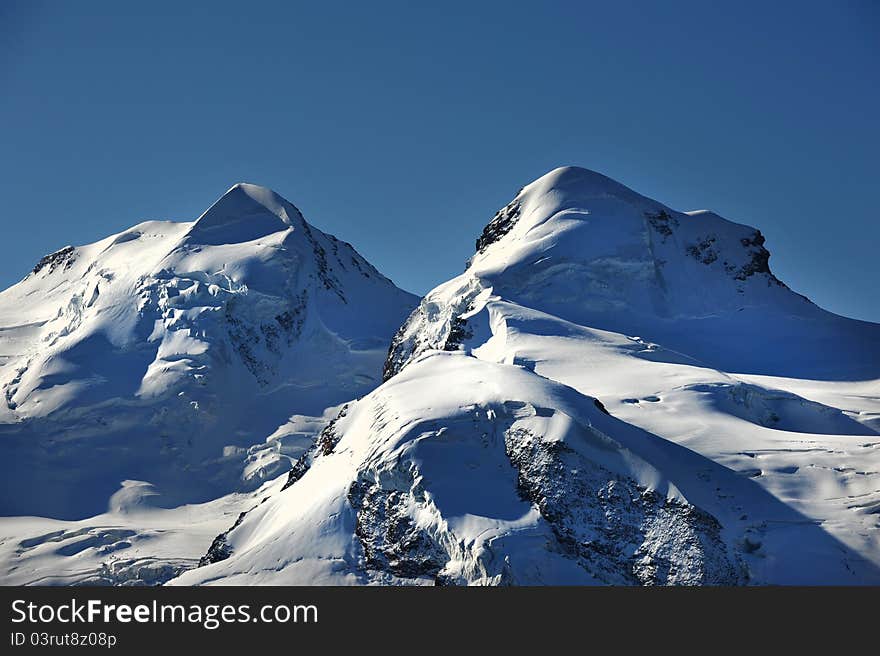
left=2, top=1, right=878, bottom=320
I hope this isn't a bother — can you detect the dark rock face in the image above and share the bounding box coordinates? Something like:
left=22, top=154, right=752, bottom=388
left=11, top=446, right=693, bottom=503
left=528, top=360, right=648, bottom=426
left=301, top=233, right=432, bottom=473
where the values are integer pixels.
left=348, top=479, right=448, bottom=581
left=443, top=315, right=472, bottom=352
left=273, top=292, right=308, bottom=342
left=281, top=450, right=313, bottom=492
left=645, top=210, right=678, bottom=240
left=687, top=236, right=720, bottom=265
left=684, top=228, right=783, bottom=287
left=224, top=291, right=308, bottom=385
left=199, top=510, right=249, bottom=567
left=475, top=199, right=522, bottom=254
left=316, top=404, right=348, bottom=455
left=504, top=427, right=743, bottom=585
left=382, top=320, right=414, bottom=382
left=382, top=288, right=480, bottom=382
left=282, top=404, right=349, bottom=491
left=736, top=230, right=780, bottom=283
left=300, top=220, right=347, bottom=303
left=32, top=246, right=75, bottom=276
left=381, top=311, right=469, bottom=383
left=339, top=415, right=745, bottom=585
left=593, top=398, right=610, bottom=415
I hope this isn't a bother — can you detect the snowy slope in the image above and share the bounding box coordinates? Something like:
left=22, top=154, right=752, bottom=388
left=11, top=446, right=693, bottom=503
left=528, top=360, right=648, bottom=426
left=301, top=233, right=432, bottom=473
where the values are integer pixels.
left=385, top=167, right=879, bottom=381
left=0, top=183, right=417, bottom=519
left=178, top=167, right=880, bottom=585
left=0, top=478, right=286, bottom=586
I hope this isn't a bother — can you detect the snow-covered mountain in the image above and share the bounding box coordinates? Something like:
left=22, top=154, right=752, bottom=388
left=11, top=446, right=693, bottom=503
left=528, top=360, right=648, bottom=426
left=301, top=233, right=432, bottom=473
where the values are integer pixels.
left=0, top=183, right=417, bottom=519
left=174, top=167, right=880, bottom=585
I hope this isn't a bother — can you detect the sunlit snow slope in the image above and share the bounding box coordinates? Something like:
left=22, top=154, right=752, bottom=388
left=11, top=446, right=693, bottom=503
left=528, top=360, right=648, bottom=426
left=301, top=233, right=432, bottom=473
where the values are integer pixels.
left=178, top=167, right=880, bottom=585
left=0, top=183, right=417, bottom=519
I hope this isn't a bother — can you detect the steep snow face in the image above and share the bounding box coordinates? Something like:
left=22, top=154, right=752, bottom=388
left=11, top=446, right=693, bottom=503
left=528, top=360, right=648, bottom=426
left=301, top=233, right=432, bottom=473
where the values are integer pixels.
left=179, top=352, right=879, bottom=586
left=174, top=354, right=751, bottom=586
left=0, top=183, right=417, bottom=518
left=470, top=166, right=791, bottom=314
left=387, top=167, right=879, bottom=381
left=182, top=167, right=880, bottom=586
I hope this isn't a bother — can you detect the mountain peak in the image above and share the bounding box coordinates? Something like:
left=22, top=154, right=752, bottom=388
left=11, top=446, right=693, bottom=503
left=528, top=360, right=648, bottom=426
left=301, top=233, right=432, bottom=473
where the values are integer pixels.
left=186, top=182, right=306, bottom=245
left=0, top=179, right=419, bottom=519
left=529, top=165, right=627, bottom=190
left=456, top=166, right=816, bottom=368
left=522, top=166, right=654, bottom=207
left=221, top=181, right=287, bottom=206
left=474, top=166, right=663, bottom=256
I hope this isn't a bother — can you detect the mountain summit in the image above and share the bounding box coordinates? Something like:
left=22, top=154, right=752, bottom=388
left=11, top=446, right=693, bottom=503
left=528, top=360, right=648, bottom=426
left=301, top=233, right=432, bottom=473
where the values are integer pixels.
left=387, top=166, right=879, bottom=381
left=186, top=183, right=302, bottom=243
left=176, top=167, right=880, bottom=586
left=1, top=168, right=877, bottom=586
left=0, top=184, right=417, bottom=518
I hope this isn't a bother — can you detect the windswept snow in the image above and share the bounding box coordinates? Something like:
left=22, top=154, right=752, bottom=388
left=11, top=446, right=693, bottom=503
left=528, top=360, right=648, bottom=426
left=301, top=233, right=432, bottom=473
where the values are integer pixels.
left=3, top=167, right=878, bottom=586
left=177, top=167, right=880, bottom=585
left=0, top=183, right=417, bottom=519
left=174, top=354, right=746, bottom=585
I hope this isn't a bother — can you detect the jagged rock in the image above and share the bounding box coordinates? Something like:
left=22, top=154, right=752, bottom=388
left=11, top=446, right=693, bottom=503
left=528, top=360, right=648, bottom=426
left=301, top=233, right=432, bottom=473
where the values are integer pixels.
left=475, top=198, right=522, bottom=254
left=31, top=245, right=75, bottom=276
left=199, top=511, right=250, bottom=567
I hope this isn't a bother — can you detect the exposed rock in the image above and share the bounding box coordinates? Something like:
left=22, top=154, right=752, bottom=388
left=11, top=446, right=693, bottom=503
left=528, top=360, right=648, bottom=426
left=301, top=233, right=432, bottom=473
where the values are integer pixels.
left=475, top=198, right=522, bottom=254
left=31, top=246, right=75, bottom=276
left=645, top=209, right=678, bottom=239
left=504, top=427, right=743, bottom=585
left=687, top=236, right=719, bottom=265
left=199, top=510, right=249, bottom=567
left=348, top=477, right=448, bottom=581
left=281, top=404, right=350, bottom=491
left=383, top=283, right=482, bottom=381
left=736, top=230, right=781, bottom=283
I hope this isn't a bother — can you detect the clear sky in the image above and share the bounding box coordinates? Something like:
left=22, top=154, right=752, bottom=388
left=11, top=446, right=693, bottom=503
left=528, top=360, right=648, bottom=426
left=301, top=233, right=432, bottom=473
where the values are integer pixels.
left=2, top=1, right=878, bottom=321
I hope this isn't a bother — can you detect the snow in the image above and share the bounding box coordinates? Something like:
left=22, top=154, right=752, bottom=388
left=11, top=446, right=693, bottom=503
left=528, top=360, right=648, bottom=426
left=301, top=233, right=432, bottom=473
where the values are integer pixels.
left=172, top=167, right=880, bottom=585
left=0, top=478, right=285, bottom=585
left=0, top=183, right=417, bottom=519
left=173, top=353, right=664, bottom=585
left=3, top=167, right=878, bottom=585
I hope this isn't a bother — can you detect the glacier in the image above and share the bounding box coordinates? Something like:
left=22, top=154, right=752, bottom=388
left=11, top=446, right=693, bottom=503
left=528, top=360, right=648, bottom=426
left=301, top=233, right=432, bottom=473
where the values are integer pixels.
left=174, top=167, right=880, bottom=585
left=0, top=182, right=416, bottom=520
left=2, top=168, right=878, bottom=585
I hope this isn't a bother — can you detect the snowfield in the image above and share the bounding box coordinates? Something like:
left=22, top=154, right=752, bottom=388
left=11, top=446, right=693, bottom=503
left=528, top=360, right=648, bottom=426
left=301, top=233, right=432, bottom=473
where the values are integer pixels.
left=0, top=182, right=416, bottom=520
left=0, top=183, right=416, bottom=583
left=2, top=167, right=879, bottom=585
left=0, top=478, right=285, bottom=586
